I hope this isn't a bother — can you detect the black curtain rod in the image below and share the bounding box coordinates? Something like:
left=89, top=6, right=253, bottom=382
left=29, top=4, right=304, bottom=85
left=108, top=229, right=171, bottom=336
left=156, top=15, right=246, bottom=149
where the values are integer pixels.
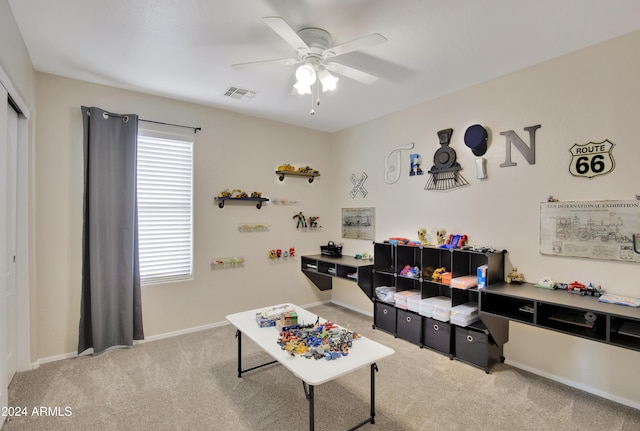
left=139, top=118, right=202, bottom=134
left=95, top=110, right=201, bottom=133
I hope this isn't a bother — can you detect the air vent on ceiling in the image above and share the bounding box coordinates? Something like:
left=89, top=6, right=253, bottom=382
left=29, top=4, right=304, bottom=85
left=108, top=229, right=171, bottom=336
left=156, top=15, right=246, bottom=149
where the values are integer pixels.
left=224, top=86, right=257, bottom=101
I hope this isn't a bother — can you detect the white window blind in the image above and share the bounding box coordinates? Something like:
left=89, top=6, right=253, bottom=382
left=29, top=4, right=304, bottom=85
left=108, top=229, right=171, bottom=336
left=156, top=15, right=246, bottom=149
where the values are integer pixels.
left=137, top=133, right=193, bottom=285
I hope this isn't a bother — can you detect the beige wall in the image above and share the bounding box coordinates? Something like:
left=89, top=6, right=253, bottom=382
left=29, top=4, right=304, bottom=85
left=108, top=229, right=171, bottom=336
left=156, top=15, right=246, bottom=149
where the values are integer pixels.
left=34, top=74, right=335, bottom=359
left=331, top=30, right=640, bottom=407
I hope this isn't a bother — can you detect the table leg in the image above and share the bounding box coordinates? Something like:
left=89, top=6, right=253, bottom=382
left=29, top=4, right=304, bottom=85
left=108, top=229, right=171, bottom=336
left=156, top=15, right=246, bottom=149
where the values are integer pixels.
left=236, top=329, right=242, bottom=378
left=234, top=329, right=278, bottom=378
left=346, top=363, right=379, bottom=431
left=370, top=363, right=378, bottom=425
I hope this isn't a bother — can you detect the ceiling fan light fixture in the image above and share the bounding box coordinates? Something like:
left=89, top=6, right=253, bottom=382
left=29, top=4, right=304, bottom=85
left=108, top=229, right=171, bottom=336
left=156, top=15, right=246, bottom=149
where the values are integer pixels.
left=293, top=82, right=312, bottom=95
left=295, top=64, right=317, bottom=86
left=318, top=69, right=338, bottom=92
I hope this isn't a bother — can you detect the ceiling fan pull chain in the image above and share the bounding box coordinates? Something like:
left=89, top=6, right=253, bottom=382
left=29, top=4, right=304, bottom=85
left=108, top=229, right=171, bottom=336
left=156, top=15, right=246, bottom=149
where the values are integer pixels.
left=309, top=90, right=316, bottom=116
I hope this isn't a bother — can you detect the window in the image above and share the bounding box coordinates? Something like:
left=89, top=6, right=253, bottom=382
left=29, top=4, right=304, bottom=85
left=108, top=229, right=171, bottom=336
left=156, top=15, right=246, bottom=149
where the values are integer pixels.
left=136, top=132, right=193, bottom=284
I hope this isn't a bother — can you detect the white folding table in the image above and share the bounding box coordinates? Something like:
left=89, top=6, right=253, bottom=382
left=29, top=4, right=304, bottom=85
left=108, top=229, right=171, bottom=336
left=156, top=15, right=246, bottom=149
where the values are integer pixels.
left=226, top=304, right=394, bottom=431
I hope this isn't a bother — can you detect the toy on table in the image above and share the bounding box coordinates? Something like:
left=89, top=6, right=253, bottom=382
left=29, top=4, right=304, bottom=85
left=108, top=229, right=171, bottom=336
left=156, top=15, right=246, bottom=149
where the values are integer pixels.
left=277, top=320, right=359, bottom=360
left=558, top=281, right=604, bottom=296
left=355, top=252, right=372, bottom=260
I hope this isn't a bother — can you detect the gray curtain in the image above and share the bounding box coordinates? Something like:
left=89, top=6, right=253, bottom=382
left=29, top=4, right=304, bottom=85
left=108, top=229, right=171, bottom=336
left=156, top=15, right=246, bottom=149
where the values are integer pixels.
left=78, top=106, right=144, bottom=355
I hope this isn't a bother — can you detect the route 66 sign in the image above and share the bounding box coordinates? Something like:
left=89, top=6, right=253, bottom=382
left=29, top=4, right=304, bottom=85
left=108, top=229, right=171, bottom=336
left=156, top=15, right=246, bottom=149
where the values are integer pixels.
left=569, top=140, right=615, bottom=178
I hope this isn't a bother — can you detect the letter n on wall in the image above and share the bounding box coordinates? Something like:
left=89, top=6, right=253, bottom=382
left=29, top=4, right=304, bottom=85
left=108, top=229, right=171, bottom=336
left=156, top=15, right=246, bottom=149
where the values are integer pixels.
left=499, top=124, right=541, bottom=167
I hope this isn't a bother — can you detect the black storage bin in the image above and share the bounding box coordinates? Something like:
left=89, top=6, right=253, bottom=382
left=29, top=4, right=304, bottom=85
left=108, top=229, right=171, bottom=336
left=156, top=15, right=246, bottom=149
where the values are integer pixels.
left=454, top=326, right=503, bottom=373
left=396, top=309, right=422, bottom=345
left=374, top=302, right=396, bottom=335
left=422, top=317, right=452, bottom=357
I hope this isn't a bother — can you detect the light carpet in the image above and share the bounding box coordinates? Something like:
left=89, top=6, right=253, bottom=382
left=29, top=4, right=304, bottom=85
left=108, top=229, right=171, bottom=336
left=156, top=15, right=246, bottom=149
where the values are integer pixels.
left=3, top=303, right=640, bottom=430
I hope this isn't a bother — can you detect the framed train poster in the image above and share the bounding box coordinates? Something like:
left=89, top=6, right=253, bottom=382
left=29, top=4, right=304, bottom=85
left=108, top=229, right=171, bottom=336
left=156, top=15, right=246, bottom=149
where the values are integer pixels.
left=540, top=200, right=640, bottom=263
left=342, top=207, right=375, bottom=240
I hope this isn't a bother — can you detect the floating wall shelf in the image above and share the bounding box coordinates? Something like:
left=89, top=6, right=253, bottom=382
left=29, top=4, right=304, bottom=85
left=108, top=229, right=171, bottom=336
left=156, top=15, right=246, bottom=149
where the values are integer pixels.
left=214, top=196, right=269, bottom=209
left=275, top=170, right=320, bottom=183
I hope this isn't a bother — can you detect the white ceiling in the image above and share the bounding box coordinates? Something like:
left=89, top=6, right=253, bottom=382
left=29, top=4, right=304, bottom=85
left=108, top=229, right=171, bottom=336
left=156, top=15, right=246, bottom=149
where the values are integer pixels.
left=9, top=0, right=640, bottom=132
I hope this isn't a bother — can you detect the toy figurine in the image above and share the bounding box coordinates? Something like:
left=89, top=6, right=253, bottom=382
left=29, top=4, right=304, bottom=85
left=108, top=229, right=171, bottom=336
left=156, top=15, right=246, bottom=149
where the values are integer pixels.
left=432, top=267, right=447, bottom=281
left=435, top=229, right=447, bottom=246
left=293, top=212, right=307, bottom=229
left=418, top=228, right=429, bottom=246
left=289, top=247, right=295, bottom=257
left=505, top=267, right=524, bottom=284
left=308, top=216, right=320, bottom=229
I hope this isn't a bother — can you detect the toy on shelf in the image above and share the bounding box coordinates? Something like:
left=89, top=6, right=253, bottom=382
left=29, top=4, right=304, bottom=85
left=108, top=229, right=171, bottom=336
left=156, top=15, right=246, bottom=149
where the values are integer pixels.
left=385, top=237, right=419, bottom=246
left=435, top=229, right=447, bottom=246
left=210, top=256, right=244, bottom=268
left=417, top=228, right=430, bottom=246
left=232, top=189, right=248, bottom=198
left=277, top=164, right=295, bottom=172
left=431, top=267, right=447, bottom=281
left=505, top=267, right=524, bottom=284
left=276, top=164, right=321, bottom=183
left=215, top=188, right=269, bottom=209
left=400, top=265, right=421, bottom=278
left=270, top=198, right=299, bottom=205
left=268, top=247, right=296, bottom=259
left=439, top=234, right=468, bottom=249
left=238, top=223, right=270, bottom=232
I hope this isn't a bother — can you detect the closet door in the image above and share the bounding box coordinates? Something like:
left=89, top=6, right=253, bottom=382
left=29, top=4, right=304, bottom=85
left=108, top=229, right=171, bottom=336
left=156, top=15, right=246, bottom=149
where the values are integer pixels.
left=1, top=89, right=19, bottom=418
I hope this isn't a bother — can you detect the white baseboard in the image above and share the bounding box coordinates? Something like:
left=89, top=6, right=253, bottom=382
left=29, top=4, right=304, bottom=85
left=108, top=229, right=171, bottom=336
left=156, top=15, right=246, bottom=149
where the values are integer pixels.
left=505, top=359, right=640, bottom=411
left=330, top=299, right=373, bottom=317
left=32, top=301, right=334, bottom=369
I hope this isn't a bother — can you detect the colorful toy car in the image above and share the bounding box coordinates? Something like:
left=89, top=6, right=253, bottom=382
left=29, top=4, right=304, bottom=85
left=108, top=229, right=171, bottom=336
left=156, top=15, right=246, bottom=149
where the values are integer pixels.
left=277, top=164, right=295, bottom=171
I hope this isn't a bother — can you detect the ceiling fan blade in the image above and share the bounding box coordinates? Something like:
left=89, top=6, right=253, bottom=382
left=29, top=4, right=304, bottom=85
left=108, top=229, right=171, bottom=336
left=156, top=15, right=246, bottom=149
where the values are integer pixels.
left=232, top=58, right=301, bottom=70
left=325, top=62, right=378, bottom=85
left=324, top=33, right=387, bottom=58
left=262, top=16, right=309, bottom=54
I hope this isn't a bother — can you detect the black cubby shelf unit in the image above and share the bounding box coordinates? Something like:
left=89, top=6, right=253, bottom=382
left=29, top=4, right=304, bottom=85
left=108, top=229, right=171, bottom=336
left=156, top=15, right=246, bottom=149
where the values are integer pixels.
left=479, top=283, right=640, bottom=353
left=370, top=242, right=507, bottom=373
left=301, top=254, right=373, bottom=294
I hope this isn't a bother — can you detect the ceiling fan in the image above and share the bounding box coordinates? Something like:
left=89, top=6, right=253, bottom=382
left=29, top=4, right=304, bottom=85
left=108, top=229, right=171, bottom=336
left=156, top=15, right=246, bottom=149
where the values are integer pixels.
left=232, top=17, right=387, bottom=93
